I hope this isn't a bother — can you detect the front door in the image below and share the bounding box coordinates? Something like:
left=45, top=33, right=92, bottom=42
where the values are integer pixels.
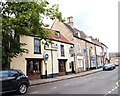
left=27, top=59, right=42, bottom=80
left=58, top=60, right=66, bottom=76
left=71, top=61, right=75, bottom=73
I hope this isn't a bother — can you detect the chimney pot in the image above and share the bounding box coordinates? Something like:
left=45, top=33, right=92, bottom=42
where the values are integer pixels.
left=67, top=16, right=74, bottom=26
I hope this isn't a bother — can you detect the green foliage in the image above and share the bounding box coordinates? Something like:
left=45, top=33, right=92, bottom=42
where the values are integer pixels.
left=2, top=0, right=64, bottom=69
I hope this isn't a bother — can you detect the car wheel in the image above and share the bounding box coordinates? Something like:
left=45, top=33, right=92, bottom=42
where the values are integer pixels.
left=18, top=83, right=27, bottom=94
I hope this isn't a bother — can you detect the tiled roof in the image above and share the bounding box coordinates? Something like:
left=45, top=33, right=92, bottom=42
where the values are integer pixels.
left=74, top=28, right=88, bottom=40
left=64, top=23, right=103, bottom=46
left=64, top=23, right=88, bottom=40
left=48, top=30, right=73, bottom=45
left=91, top=38, right=102, bottom=47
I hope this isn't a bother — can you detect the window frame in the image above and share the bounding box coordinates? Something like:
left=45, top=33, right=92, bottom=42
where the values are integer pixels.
left=34, top=38, right=41, bottom=54
left=60, top=44, right=65, bottom=56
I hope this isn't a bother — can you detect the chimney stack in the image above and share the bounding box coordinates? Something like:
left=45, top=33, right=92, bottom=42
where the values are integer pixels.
left=67, top=16, right=74, bottom=26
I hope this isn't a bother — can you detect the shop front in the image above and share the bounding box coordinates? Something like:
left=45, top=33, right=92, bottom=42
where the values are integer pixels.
left=58, top=59, right=67, bottom=76
left=90, top=57, right=96, bottom=69
left=26, top=58, right=43, bottom=80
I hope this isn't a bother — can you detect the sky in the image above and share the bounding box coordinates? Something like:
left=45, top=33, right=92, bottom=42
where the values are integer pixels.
left=45, top=0, right=119, bottom=53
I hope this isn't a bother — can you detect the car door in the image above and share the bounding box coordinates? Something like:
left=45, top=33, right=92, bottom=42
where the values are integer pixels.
left=7, top=70, right=19, bottom=91
left=0, top=71, right=10, bottom=92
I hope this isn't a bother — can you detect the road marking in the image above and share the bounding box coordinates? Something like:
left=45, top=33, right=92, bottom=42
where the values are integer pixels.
left=107, top=90, right=112, bottom=94
left=104, top=86, right=119, bottom=96
left=64, top=83, right=70, bottom=86
left=52, top=87, right=57, bottom=89
left=116, top=80, right=120, bottom=86
left=31, top=91, right=39, bottom=94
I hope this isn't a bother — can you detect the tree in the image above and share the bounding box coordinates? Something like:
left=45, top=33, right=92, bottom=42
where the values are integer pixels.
left=1, top=0, right=64, bottom=69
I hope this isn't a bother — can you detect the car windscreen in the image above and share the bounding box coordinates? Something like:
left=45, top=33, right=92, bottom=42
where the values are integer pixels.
left=104, top=64, right=112, bottom=67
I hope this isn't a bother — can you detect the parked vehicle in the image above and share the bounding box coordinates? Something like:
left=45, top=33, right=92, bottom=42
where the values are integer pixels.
left=114, top=62, right=119, bottom=66
left=103, top=64, right=115, bottom=71
left=0, top=69, right=29, bottom=94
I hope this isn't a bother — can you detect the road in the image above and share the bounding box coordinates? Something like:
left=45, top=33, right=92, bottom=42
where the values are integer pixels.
left=27, top=67, right=119, bottom=95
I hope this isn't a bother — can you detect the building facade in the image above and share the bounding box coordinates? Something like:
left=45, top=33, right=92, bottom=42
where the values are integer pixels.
left=10, top=30, right=74, bottom=80
left=51, top=17, right=107, bottom=71
left=51, top=17, right=87, bottom=73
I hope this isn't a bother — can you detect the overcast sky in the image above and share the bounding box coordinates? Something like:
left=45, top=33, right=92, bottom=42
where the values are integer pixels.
left=46, top=0, right=119, bottom=53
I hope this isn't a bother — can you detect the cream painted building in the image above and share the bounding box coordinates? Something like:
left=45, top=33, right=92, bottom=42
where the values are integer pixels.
left=51, top=17, right=108, bottom=72
left=51, top=18, right=86, bottom=73
left=11, top=30, right=74, bottom=80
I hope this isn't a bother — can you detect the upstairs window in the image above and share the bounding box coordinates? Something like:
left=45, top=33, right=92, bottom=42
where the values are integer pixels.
left=60, top=45, right=65, bottom=56
left=69, top=46, right=74, bottom=57
left=34, top=38, right=41, bottom=54
left=77, top=43, right=81, bottom=53
left=55, top=30, right=60, bottom=38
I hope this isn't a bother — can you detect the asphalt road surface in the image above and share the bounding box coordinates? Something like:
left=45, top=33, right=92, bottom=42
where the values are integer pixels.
left=2, top=66, right=119, bottom=95
left=27, top=67, right=119, bottom=95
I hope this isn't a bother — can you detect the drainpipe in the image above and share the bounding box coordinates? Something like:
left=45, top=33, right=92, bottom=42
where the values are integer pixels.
left=45, top=60, right=47, bottom=79
left=51, top=46, right=54, bottom=78
left=95, top=45, right=98, bottom=69
left=73, top=45, right=77, bottom=73
left=89, top=48, right=91, bottom=70
left=85, top=42, right=88, bottom=71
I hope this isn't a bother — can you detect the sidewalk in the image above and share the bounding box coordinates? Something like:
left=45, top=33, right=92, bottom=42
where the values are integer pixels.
left=30, top=68, right=102, bottom=86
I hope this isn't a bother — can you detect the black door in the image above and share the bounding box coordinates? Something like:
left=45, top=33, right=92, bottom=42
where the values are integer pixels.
left=71, top=61, right=75, bottom=73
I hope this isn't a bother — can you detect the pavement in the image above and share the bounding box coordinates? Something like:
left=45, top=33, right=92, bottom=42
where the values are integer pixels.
left=30, top=68, right=103, bottom=86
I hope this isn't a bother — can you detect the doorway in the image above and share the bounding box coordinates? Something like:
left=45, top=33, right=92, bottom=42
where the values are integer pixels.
left=26, top=59, right=42, bottom=80
left=71, top=61, right=75, bottom=73
left=58, top=60, right=66, bottom=76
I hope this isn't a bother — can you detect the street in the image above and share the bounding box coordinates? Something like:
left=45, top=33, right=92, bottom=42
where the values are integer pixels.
left=27, top=67, right=119, bottom=95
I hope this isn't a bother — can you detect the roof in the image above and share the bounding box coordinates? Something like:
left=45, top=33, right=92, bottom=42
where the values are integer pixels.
left=90, top=38, right=102, bottom=47
left=48, top=29, right=73, bottom=45
left=74, top=28, right=88, bottom=40
left=64, top=23, right=88, bottom=40
left=52, top=19, right=108, bottom=48
left=101, top=42, right=108, bottom=48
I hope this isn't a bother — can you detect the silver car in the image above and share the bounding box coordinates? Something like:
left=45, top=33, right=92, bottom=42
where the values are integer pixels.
left=103, top=64, right=115, bottom=71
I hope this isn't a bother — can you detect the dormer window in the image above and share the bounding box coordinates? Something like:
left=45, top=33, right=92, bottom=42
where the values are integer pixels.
left=55, top=30, right=60, bottom=38
left=57, top=32, right=60, bottom=38
left=78, top=32, right=81, bottom=38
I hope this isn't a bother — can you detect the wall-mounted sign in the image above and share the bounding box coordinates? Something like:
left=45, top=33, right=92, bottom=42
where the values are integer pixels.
left=91, top=57, right=96, bottom=61
left=84, top=48, right=87, bottom=53
left=44, top=44, right=58, bottom=50
left=45, top=54, right=49, bottom=59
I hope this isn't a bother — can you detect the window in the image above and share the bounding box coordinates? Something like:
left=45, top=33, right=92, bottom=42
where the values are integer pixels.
left=55, top=31, right=60, bottom=38
left=60, top=45, right=65, bottom=56
left=9, top=71, right=19, bottom=77
left=78, top=32, right=81, bottom=38
left=78, top=59, right=83, bottom=67
left=77, top=43, right=81, bottom=53
left=27, top=60, right=40, bottom=74
left=69, top=46, right=74, bottom=57
left=0, top=71, right=9, bottom=79
left=34, top=38, right=41, bottom=54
